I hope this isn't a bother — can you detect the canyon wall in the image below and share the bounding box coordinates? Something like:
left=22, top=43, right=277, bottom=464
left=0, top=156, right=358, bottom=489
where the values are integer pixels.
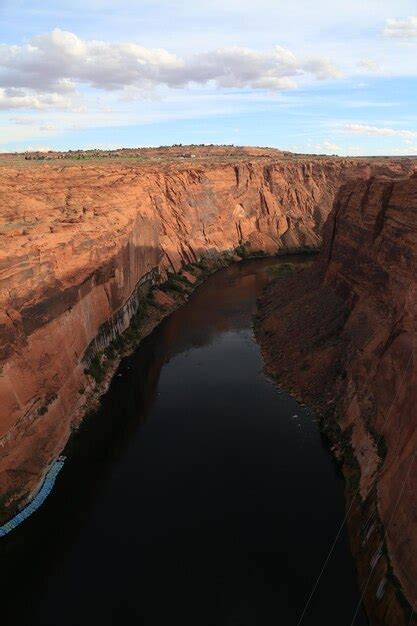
left=0, top=155, right=414, bottom=519
left=257, top=172, right=417, bottom=624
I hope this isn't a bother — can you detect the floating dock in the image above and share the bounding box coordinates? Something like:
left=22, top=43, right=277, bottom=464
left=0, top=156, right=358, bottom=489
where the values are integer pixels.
left=0, top=456, right=65, bottom=537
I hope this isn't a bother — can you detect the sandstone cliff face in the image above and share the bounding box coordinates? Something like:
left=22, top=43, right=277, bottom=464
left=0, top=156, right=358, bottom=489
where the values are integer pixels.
left=257, top=172, right=417, bottom=624
left=0, top=155, right=414, bottom=519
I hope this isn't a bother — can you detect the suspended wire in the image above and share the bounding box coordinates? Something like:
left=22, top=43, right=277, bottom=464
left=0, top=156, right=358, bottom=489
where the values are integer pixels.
left=349, top=450, right=416, bottom=625
left=297, top=350, right=414, bottom=625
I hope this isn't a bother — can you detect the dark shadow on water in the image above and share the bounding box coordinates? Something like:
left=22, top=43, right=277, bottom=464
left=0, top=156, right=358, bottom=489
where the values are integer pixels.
left=0, top=257, right=367, bottom=626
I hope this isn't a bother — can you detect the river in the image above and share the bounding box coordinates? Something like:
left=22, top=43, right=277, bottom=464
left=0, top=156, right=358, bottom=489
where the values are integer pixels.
left=0, top=256, right=366, bottom=625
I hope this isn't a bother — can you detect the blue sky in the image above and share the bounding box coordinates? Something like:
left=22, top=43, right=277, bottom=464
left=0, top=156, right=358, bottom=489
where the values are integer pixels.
left=0, top=0, right=416, bottom=155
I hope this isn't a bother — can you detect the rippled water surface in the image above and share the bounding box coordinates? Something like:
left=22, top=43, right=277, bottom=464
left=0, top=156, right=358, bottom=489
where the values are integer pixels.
left=0, top=257, right=366, bottom=626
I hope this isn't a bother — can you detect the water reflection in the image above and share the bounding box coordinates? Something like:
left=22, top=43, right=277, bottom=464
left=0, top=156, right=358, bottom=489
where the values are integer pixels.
left=0, top=256, right=366, bottom=626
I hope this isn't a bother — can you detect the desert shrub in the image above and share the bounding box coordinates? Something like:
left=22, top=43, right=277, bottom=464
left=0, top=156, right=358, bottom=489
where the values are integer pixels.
left=267, top=263, right=295, bottom=278
left=86, top=355, right=105, bottom=383
left=159, top=276, right=183, bottom=292
left=235, top=243, right=248, bottom=258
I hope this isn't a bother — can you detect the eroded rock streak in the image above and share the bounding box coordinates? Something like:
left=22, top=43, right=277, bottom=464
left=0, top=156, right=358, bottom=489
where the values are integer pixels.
left=0, top=155, right=414, bottom=526
left=257, top=172, right=417, bottom=624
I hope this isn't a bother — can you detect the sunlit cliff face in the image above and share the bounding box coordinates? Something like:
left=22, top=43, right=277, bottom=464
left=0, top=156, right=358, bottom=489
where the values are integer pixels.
left=0, top=149, right=414, bottom=537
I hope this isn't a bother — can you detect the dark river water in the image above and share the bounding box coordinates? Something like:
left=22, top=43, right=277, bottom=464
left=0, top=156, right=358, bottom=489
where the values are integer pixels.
left=0, top=257, right=366, bottom=626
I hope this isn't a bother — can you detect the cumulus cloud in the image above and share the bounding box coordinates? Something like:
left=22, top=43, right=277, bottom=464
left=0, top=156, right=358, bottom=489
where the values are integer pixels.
left=0, top=87, right=80, bottom=111
left=383, top=16, right=417, bottom=40
left=344, top=123, right=417, bottom=139
left=0, top=28, right=342, bottom=110
left=357, top=58, right=381, bottom=72
left=302, top=59, right=343, bottom=80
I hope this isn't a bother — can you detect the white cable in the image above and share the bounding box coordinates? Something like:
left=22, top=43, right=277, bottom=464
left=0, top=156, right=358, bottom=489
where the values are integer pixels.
left=297, top=351, right=413, bottom=625
left=349, top=450, right=416, bottom=625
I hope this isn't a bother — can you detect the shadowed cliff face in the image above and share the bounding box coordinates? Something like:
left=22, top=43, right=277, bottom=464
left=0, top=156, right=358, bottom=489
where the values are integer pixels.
left=257, top=172, right=417, bottom=624
left=0, top=155, right=415, bottom=519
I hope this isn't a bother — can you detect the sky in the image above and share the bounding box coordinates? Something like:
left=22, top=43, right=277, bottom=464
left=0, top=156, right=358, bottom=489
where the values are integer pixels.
left=0, top=0, right=416, bottom=155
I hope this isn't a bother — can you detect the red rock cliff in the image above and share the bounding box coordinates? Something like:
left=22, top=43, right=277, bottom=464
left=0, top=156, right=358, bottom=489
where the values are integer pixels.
left=257, top=172, right=417, bottom=624
left=0, top=153, right=414, bottom=521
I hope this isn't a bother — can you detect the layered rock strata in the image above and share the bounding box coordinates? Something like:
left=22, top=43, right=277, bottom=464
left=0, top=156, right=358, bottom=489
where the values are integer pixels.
left=0, top=153, right=414, bottom=521
left=257, top=172, right=417, bottom=624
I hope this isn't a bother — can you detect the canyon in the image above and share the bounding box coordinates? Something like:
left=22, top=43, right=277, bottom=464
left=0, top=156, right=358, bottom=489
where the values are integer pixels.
left=1, top=145, right=417, bottom=624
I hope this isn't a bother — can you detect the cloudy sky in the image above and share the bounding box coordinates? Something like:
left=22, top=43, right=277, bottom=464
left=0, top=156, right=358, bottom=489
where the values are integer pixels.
left=0, top=0, right=416, bottom=155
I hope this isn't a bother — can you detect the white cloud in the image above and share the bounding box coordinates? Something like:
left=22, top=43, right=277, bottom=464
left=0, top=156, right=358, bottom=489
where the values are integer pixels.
left=0, top=87, right=80, bottom=111
left=25, top=146, right=53, bottom=152
left=357, top=58, right=382, bottom=72
left=386, top=145, right=417, bottom=155
left=344, top=123, right=417, bottom=139
left=9, top=116, right=36, bottom=125
left=39, top=124, right=59, bottom=131
left=302, top=59, right=343, bottom=80
left=343, top=100, right=397, bottom=108
left=383, top=16, right=417, bottom=39
left=0, top=28, right=342, bottom=111
left=313, top=141, right=341, bottom=153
